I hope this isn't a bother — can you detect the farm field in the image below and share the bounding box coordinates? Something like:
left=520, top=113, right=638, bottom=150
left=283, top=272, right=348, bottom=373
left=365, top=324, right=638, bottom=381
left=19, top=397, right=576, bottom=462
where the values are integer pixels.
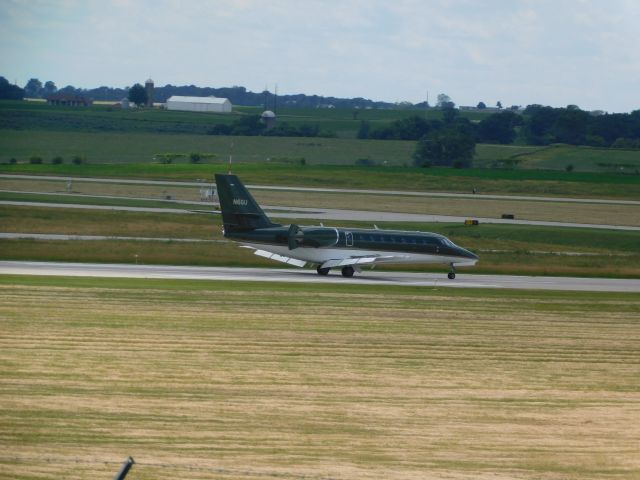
left=515, top=144, right=640, bottom=173
left=1, top=205, right=639, bottom=277
left=1, top=276, right=638, bottom=479
left=2, top=128, right=640, bottom=174
left=0, top=129, right=415, bottom=166
left=0, top=100, right=487, bottom=137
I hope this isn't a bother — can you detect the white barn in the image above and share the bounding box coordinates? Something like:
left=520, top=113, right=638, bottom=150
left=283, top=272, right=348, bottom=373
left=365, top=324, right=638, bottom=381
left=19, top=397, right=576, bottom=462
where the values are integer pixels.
left=165, top=96, right=232, bottom=113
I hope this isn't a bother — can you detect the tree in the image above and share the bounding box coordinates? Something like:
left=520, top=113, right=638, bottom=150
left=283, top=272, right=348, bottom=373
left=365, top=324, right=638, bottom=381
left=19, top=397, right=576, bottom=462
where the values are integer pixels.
left=436, top=93, right=453, bottom=108
left=357, top=120, right=370, bottom=139
left=496, top=101, right=503, bottom=109
left=232, top=115, right=265, bottom=135
left=387, top=115, right=431, bottom=140
left=128, top=83, right=148, bottom=106
left=0, top=76, right=24, bottom=100
left=477, top=101, right=486, bottom=109
left=441, top=104, right=458, bottom=125
left=413, top=127, right=475, bottom=168
left=59, top=85, right=80, bottom=95
left=369, top=116, right=439, bottom=141
left=553, top=107, right=589, bottom=144
left=43, top=80, right=57, bottom=96
left=478, top=111, right=520, bottom=144
left=522, top=105, right=561, bottom=145
left=24, top=78, right=43, bottom=98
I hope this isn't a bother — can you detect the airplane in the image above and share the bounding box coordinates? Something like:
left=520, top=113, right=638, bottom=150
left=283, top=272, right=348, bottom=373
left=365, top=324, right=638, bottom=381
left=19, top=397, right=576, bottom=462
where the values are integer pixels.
left=214, top=173, right=478, bottom=279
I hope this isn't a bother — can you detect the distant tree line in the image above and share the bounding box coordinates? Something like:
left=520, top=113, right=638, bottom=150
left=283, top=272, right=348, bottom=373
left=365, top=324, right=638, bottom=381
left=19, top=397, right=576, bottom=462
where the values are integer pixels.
left=409, top=107, right=476, bottom=168
left=521, top=105, right=640, bottom=147
left=0, top=76, right=24, bottom=100
left=207, top=115, right=335, bottom=138
left=359, top=106, right=640, bottom=150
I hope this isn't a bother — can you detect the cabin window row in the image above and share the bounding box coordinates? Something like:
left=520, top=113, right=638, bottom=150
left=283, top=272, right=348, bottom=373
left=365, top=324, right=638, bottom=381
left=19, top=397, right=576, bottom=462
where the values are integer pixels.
left=354, top=234, right=443, bottom=246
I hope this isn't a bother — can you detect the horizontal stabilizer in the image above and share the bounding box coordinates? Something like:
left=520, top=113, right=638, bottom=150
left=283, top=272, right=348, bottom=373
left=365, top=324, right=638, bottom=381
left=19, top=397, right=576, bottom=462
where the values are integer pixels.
left=243, top=246, right=307, bottom=267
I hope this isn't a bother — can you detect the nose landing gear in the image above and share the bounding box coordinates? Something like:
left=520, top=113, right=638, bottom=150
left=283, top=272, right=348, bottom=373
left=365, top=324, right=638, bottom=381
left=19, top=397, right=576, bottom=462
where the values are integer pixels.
left=448, top=264, right=456, bottom=280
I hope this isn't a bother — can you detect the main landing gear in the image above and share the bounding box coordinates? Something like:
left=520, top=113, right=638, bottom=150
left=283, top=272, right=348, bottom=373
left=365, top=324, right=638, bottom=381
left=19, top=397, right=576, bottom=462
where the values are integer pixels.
left=341, top=266, right=355, bottom=278
left=448, top=264, right=456, bottom=280
left=316, top=266, right=330, bottom=276
left=316, top=265, right=355, bottom=278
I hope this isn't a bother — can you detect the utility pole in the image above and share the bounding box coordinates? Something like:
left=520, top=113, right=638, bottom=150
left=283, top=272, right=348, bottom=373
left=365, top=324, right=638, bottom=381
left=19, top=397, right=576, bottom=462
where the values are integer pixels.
left=274, top=84, right=278, bottom=114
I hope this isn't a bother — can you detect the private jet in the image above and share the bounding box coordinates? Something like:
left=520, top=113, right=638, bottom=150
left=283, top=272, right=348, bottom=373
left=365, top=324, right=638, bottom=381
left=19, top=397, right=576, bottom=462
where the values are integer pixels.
left=215, top=174, right=478, bottom=279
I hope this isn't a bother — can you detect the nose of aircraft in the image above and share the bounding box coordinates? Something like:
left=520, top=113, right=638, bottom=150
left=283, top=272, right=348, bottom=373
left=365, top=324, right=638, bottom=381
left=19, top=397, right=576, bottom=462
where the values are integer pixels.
left=458, top=246, right=479, bottom=262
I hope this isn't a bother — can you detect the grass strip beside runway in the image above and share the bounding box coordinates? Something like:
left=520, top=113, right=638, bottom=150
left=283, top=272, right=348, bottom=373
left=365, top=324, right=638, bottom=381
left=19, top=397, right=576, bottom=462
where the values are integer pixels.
left=1, top=205, right=639, bottom=277
left=2, top=161, right=639, bottom=199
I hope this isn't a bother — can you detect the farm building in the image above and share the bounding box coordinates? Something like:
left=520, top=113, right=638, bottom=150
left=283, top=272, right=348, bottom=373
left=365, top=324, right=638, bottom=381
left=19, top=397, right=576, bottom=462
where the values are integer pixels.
left=45, top=93, right=92, bottom=106
left=165, top=95, right=232, bottom=113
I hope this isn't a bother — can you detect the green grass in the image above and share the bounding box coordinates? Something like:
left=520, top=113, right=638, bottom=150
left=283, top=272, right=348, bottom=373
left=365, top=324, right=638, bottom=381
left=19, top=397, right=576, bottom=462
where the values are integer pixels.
left=515, top=144, right=640, bottom=173
left=2, top=99, right=639, bottom=173
left=472, top=144, right=548, bottom=165
left=2, top=161, right=639, bottom=199
left=1, top=276, right=639, bottom=479
left=1, top=205, right=638, bottom=277
left=2, top=129, right=640, bottom=174
left=0, top=129, right=415, bottom=165
left=0, top=191, right=205, bottom=209
left=0, top=99, right=489, bottom=138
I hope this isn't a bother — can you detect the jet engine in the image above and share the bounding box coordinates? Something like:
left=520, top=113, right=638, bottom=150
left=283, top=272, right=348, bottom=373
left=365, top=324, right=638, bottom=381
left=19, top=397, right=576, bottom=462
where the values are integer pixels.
left=287, top=224, right=339, bottom=250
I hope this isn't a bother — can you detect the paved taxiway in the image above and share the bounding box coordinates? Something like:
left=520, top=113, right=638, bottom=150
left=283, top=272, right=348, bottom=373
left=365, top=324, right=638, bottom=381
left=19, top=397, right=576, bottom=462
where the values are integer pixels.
left=1, top=261, right=638, bottom=292
left=3, top=174, right=638, bottom=206
left=2, top=199, right=639, bottom=231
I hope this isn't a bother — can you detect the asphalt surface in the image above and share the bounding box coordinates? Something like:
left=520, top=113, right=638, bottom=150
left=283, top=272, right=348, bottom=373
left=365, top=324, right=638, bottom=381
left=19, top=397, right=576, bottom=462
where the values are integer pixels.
left=1, top=261, right=638, bottom=292
left=0, top=233, right=219, bottom=242
left=2, top=173, right=638, bottom=205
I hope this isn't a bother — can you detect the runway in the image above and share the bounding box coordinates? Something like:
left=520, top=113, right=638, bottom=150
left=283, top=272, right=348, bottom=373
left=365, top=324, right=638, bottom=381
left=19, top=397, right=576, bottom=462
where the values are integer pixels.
left=1, top=261, right=638, bottom=292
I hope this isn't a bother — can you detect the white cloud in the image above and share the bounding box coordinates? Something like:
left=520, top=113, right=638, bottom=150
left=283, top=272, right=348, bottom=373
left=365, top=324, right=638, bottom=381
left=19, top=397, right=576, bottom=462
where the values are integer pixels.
left=0, top=0, right=638, bottom=111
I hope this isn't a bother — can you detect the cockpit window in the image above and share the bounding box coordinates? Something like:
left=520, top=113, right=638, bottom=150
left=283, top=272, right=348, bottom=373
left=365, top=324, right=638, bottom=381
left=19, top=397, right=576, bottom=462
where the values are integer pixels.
left=440, top=237, right=455, bottom=248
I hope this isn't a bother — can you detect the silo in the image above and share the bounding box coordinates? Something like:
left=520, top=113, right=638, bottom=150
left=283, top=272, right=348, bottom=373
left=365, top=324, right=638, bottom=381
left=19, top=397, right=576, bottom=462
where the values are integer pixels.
left=145, top=78, right=154, bottom=107
left=261, top=110, right=276, bottom=129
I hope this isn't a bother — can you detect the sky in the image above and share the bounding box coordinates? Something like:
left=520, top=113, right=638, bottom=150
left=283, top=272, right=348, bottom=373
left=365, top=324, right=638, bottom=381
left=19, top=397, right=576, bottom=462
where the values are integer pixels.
left=1, top=0, right=639, bottom=112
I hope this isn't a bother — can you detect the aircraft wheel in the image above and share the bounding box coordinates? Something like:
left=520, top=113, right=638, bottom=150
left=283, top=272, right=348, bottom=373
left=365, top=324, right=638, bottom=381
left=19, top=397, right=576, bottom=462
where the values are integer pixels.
left=448, top=272, right=456, bottom=280
left=316, top=266, right=330, bottom=276
left=341, top=266, right=355, bottom=278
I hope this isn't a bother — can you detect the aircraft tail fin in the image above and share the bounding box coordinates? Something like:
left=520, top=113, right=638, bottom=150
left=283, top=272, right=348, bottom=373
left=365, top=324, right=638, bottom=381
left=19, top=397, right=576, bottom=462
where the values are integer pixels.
left=214, top=174, right=279, bottom=232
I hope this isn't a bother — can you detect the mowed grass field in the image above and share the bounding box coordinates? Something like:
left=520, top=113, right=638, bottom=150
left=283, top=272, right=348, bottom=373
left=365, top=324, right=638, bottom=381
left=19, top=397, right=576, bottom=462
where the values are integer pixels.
left=2, top=162, right=640, bottom=200
left=0, top=129, right=416, bottom=166
left=2, top=129, right=640, bottom=174
left=1, top=276, right=638, bottom=480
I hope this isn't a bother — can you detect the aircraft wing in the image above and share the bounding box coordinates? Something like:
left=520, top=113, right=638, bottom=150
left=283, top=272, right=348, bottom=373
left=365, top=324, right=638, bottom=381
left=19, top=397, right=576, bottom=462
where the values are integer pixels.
left=241, top=246, right=307, bottom=267
left=241, top=246, right=409, bottom=269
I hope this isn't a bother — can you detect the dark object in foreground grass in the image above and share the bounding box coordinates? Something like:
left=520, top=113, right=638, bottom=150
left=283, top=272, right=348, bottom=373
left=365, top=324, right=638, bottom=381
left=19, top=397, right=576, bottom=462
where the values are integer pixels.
left=114, top=457, right=135, bottom=480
